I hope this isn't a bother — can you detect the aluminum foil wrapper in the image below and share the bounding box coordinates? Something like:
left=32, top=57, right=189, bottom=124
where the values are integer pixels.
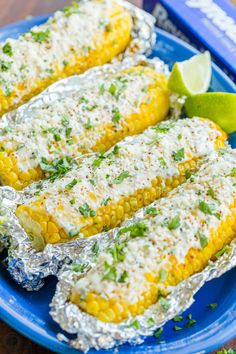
left=115, top=0, right=156, bottom=59
left=0, top=56, right=170, bottom=289
left=50, top=238, right=236, bottom=352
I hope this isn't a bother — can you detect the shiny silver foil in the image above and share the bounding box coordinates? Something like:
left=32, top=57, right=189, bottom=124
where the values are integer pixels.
left=50, top=239, right=236, bottom=352
left=115, top=0, right=156, bottom=59
left=0, top=56, right=169, bottom=290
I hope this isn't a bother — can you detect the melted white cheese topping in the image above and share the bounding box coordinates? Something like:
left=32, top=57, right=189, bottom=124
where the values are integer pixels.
left=0, top=69, right=153, bottom=171
left=73, top=150, right=236, bottom=303
left=0, top=0, right=118, bottom=94
left=24, top=117, right=223, bottom=235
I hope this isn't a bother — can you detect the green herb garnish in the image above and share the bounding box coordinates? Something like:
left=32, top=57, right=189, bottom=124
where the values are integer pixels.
left=154, top=327, right=163, bottom=338
left=79, top=203, right=95, bottom=217
left=65, top=178, right=78, bottom=190
left=102, top=261, right=117, bottom=281
left=2, top=42, right=12, bottom=56
left=118, top=270, right=128, bottom=283
left=168, top=216, right=180, bottom=230
left=114, top=171, right=130, bottom=184
left=31, top=29, right=50, bottom=43
left=118, top=222, right=148, bottom=238
left=172, top=148, right=185, bottom=162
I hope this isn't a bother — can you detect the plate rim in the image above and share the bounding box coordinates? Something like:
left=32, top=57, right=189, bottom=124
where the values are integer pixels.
left=0, top=14, right=235, bottom=354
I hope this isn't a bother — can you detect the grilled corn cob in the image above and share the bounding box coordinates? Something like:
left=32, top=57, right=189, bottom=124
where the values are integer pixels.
left=0, top=65, right=169, bottom=190
left=70, top=149, right=236, bottom=323
left=16, top=118, right=226, bottom=250
left=0, top=0, right=132, bottom=116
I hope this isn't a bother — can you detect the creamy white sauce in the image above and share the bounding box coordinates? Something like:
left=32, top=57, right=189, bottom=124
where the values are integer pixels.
left=73, top=150, right=236, bottom=304
left=24, top=117, right=223, bottom=235
left=0, top=70, right=153, bottom=171
left=0, top=0, right=117, bottom=95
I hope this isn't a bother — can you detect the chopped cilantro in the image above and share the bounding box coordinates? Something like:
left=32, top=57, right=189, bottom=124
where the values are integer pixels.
left=54, top=133, right=61, bottom=141
left=102, top=197, right=111, bottom=206
left=207, top=187, right=217, bottom=199
left=147, top=317, right=155, bottom=326
left=198, top=232, right=208, bottom=249
left=0, top=147, right=5, bottom=152
left=40, top=156, right=73, bottom=181
left=158, top=157, right=167, bottom=168
left=68, top=229, right=79, bottom=238
left=102, top=261, right=117, bottom=281
left=168, top=216, right=180, bottom=230
left=70, top=198, right=76, bottom=205
left=71, top=263, right=86, bottom=272
left=173, top=315, right=183, bottom=322
left=159, top=297, right=171, bottom=311
left=63, top=1, right=80, bottom=16
left=63, top=60, right=68, bottom=66
left=84, top=118, right=94, bottom=130
left=110, top=242, right=126, bottom=262
left=114, top=171, right=130, bottom=184
left=31, top=29, right=50, bottom=43
left=159, top=269, right=168, bottom=282
left=108, top=83, right=117, bottom=96
left=118, top=270, right=128, bottom=283
left=173, top=326, right=183, bottom=331
left=177, top=133, right=182, bottom=140
left=198, top=200, right=213, bottom=215
left=154, top=327, right=163, bottom=338
left=129, top=319, right=140, bottom=329
left=208, top=303, right=217, bottom=309
left=112, top=145, right=120, bottom=155
left=112, top=109, right=121, bottom=124
left=91, top=241, right=99, bottom=255
left=184, top=319, right=196, bottom=328
left=154, top=122, right=173, bottom=133
left=99, top=83, right=105, bottom=95
left=65, top=127, right=72, bottom=137
left=215, top=245, right=229, bottom=258
left=145, top=207, right=158, bottom=216
left=118, top=222, right=148, bottom=238
left=172, top=148, right=185, bottom=162
left=185, top=170, right=192, bottom=179
left=0, top=60, right=12, bottom=71
left=65, top=178, right=78, bottom=189
left=61, top=115, right=69, bottom=126
left=79, top=96, right=89, bottom=104
left=2, top=42, right=12, bottom=56
left=93, top=153, right=105, bottom=168
left=228, top=167, right=236, bottom=177
left=79, top=203, right=95, bottom=217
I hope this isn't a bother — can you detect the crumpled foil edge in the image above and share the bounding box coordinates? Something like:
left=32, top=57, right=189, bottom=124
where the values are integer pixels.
left=115, top=0, right=156, bottom=59
left=50, top=239, right=236, bottom=352
left=0, top=56, right=170, bottom=290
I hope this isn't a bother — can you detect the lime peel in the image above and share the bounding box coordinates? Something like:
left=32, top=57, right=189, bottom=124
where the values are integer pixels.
left=168, top=52, right=212, bottom=96
left=184, top=92, right=236, bottom=133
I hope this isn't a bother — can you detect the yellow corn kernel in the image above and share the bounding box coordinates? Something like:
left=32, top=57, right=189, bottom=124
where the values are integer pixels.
left=71, top=204, right=236, bottom=323
left=0, top=0, right=133, bottom=116
left=0, top=66, right=169, bottom=190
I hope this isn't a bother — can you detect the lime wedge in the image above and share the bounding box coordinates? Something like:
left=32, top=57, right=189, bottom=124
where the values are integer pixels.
left=168, top=52, right=212, bottom=96
left=185, top=92, right=236, bottom=133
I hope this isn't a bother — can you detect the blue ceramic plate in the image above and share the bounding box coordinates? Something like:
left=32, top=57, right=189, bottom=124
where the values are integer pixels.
left=0, top=16, right=236, bottom=354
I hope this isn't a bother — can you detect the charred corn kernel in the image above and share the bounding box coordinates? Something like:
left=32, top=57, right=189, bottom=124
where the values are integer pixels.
left=0, top=65, right=169, bottom=190
left=0, top=0, right=133, bottom=116
left=70, top=149, right=236, bottom=323
left=16, top=118, right=226, bottom=251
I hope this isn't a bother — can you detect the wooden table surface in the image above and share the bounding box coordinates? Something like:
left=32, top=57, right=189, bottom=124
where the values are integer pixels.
left=0, top=1, right=235, bottom=353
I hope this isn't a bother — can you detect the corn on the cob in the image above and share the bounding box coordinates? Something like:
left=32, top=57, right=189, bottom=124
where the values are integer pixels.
left=70, top=149, right=236, bottom=323
left=16, top=118, right=226, bottom=250
left=0, top=66, right=169, bottom=190
left=0, top=0, right=133, bottom=116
